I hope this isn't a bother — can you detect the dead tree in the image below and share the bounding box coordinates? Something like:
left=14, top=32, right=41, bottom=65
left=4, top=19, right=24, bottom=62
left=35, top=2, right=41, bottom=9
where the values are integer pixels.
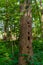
left=19, top=0, right=33, bottom=65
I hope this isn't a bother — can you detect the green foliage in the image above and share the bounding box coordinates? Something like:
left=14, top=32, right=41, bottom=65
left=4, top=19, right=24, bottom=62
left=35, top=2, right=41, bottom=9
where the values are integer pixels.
left=0, top=41, right=19, bottom=65
left=33, top=39, right=43, bottom=52
left=0, top=0, right=43, bottom=65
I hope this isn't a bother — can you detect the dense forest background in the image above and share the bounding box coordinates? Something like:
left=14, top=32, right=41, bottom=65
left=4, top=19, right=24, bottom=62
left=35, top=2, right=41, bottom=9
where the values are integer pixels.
left=0, top=0, right=43, bottom=65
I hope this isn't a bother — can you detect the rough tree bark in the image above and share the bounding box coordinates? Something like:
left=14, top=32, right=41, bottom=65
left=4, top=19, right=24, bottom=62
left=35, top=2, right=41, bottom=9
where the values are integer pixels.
left=19, top=0, right=33, bottom=65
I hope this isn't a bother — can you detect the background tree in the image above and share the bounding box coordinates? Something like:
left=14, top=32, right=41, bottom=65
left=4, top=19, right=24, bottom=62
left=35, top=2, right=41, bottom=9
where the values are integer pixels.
left=40, top=0, right=43, bottom=38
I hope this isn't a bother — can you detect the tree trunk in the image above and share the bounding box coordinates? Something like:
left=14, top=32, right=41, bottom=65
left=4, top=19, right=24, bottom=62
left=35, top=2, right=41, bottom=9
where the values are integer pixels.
left=41, top=9, right=43, bottom=38
left=4, top=0, right=9, bottom=32
left=3, top=0, right=9, bottom=40
left=19, top=0, right=33, bottom=65
left=3, top=0, right=10, bottom=40
left=40, top=0, right=43, bottom=38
